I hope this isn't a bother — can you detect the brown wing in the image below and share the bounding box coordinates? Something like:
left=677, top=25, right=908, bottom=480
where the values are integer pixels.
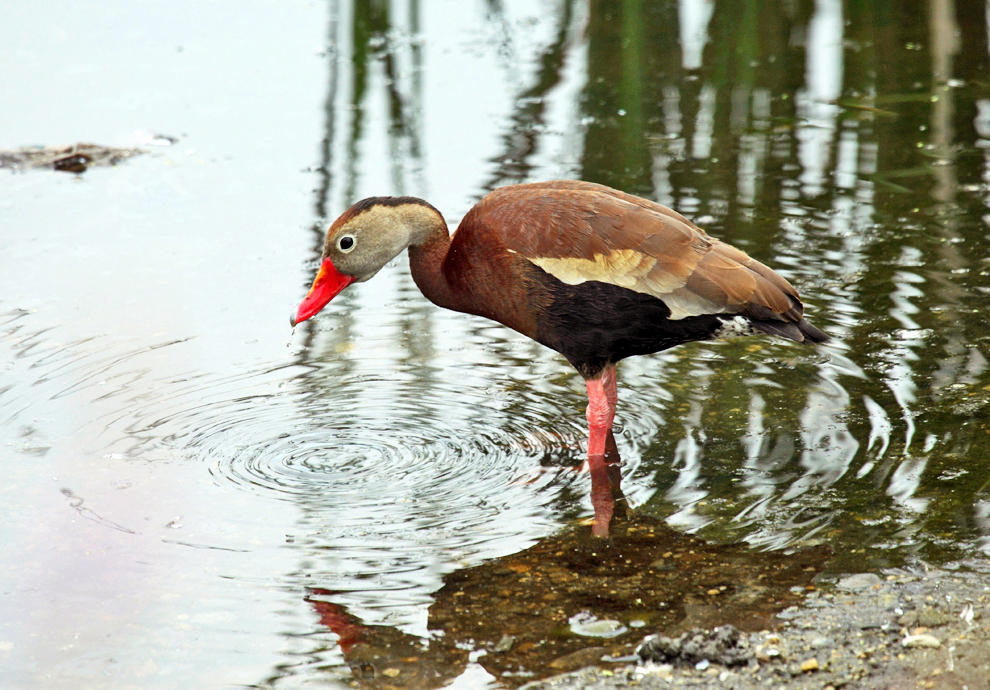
left=467, top=181, right=804, bottom=323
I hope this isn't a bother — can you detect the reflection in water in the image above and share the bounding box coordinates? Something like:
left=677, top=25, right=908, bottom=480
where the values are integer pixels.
left=296, top=0, right=990, bottom=570
left=3, top=0, right=990, bottom=687
left=268, top=2, right=990, bottom=683
left=587, top=429, right=626, bottom=537
left=307, top=510, right=830, bottom=688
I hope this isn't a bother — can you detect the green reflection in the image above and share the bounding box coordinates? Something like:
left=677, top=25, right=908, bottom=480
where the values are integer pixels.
left=272, top=0, right=990, bottom=684
left=306, top=0, right=990, bottom=575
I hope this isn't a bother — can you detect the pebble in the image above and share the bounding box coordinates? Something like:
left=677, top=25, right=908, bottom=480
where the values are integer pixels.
left=494, top=634, right=516, bottom=653
left=776, top=606, right=802, bottom=620
left=902, top=634, right=941, bottom=649
left=899, top=606, right=953, bottom=628
left=521, top=562, right=988, bottom=690
left=836, top=573, right=882, bottom=591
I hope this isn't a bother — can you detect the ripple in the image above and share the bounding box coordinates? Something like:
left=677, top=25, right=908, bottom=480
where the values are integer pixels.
left=1, top=309, right=596, bottom=632
left=137, top=372, right=562, bottom=510
left=2, top=321, right=590, bottom=546
left=0, top=309, right=586, bottom=518
left=9, top=293, right=981, bottom=584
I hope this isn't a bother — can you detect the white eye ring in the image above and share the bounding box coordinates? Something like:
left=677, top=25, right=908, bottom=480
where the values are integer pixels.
left=337, top=234, right=356, bottom=253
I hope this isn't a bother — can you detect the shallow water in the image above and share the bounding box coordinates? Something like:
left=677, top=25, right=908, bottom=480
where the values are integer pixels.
left=2, top=0, right=989, bottom=687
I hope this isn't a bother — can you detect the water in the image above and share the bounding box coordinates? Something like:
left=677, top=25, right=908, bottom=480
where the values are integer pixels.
left=2, top=0, right=989, bottom=687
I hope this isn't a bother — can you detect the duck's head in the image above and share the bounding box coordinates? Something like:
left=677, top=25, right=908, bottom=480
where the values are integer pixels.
left=291, top=196, right=441, bottom=326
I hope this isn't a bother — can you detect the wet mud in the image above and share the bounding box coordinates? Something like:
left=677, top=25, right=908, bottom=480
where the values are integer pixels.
left=527, top=562, right=990, bottom=690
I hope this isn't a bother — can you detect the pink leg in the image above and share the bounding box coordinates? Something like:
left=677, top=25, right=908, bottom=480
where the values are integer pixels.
left=585, top=365, right=618, bottom=537
left=585, top=364, right=618, bottom=458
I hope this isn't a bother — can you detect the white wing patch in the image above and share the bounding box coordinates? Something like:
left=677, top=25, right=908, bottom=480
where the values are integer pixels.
left=526, top=249, right=723, bottom=320
left=527, top=249, right=655, bottom=290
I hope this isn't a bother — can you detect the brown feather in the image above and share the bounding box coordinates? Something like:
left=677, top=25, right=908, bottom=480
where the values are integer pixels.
left=465, top=181, right=806, bottom=324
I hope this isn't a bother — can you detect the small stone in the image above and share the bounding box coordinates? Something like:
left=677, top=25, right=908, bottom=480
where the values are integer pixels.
left=755, top=645, right=782, bottom=662
left=568, top=612, right=627, bottom=638
left=836, top=573, right=882, bottom=591
left=902, top=634, right=941, bottom=648
left=916, top=607, right=953, bottom=627
left=810, top=636, right=832, bottom=649
left=898, top=610, right=919, bottom=627
left=801, top=658, right=820, bottom=672
left=494, top=634, right=516, bottom=653
left=776, top=606, right=801, bottom=620
left=381, top=668, right=400, bottom=678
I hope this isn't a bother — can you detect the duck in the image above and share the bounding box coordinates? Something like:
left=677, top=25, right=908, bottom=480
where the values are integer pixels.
left=292, top=180, right=827, bottom=534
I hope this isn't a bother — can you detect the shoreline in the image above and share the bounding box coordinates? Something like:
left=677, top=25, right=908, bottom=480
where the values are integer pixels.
left=523, top=560, right=990, bottom=689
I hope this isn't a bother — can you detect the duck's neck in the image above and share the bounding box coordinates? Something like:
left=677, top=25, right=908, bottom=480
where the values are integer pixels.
left=402, top=204, right=459, bottom=311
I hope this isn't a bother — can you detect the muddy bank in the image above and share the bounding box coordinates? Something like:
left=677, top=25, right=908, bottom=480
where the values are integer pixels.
left=524, top=561, right=990, bottom=690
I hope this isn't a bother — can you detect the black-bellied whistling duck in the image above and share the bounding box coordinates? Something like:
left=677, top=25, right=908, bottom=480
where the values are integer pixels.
left=292, top=180, right=828, bottom=535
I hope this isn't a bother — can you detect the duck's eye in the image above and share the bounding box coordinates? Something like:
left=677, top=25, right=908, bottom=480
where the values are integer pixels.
left=337, top=235, right=356, bottom=253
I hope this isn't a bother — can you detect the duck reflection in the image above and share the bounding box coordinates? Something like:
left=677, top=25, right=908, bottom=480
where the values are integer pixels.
left=306, top=452, right=831, bottom=688
left=586, top=427, right=625, bottom=537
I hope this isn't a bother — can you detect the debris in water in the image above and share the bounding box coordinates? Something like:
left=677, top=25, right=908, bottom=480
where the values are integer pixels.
left=0, top=142, right=145, bottom=173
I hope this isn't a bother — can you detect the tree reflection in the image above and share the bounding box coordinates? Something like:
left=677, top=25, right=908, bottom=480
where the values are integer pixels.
left=276, top=0, right=990, bottom=684
left=297, top=0, right=990, bottom=606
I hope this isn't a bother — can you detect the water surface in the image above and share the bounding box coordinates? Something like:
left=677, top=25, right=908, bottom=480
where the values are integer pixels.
left=2, top=0, right=989, bottom=687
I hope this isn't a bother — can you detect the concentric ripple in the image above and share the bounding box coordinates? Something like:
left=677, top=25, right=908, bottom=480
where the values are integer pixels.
left=0, top=306, right=601, bottom=551
left=120, top=363, right=585, bottom=515
left=4, top=303, right=637, bottom=647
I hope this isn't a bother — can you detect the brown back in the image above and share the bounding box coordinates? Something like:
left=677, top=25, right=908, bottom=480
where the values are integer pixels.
left=454, top=181, right=804, bottom=324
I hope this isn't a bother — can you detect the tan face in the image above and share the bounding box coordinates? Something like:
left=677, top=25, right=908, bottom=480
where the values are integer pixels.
left=320, top=205, right=415, bottom=283
left=292, top=198, right=442, bottom=326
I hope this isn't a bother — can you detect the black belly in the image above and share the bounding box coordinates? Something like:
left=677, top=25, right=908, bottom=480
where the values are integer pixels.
left=534, top=274, right=723, bottom=378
